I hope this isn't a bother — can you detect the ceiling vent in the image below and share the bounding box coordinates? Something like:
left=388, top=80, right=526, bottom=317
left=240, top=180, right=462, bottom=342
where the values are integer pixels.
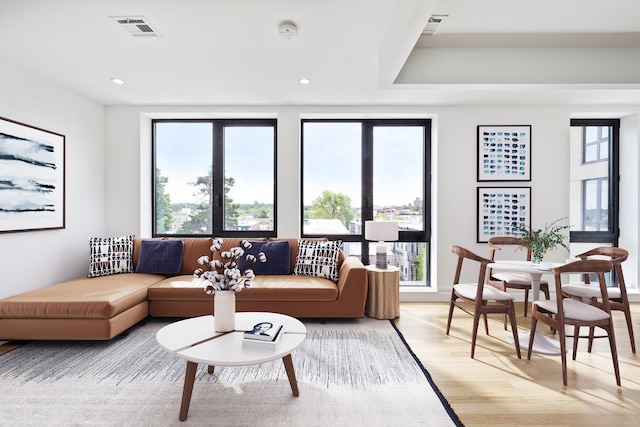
left=422, top=14, right=448, bottom=36
left=112, top=16, right=161, bottom=38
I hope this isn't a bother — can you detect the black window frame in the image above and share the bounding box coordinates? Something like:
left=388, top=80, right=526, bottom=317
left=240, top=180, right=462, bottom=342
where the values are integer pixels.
left=151, top=118, right=278, bottom=239
left=300, top=118, right=432, bottom=271
left=570, top=118, right=619, bottom=245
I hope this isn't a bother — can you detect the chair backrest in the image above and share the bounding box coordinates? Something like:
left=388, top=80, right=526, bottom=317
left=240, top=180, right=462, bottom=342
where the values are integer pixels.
left=488, top=236, right=531, bottom=261
left=551, top=259, right=614, bottom=318
left=451, top=245, right=492, bottom=296
left=576, top=247, right=628, bottom=291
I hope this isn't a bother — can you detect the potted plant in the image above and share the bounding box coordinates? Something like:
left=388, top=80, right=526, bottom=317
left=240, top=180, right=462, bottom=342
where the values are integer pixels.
left=516, top=218, right=570, bottom=264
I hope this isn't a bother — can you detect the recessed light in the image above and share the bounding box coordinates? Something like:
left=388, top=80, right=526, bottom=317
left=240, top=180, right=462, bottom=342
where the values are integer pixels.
left=299, top=78, right=311, bottom=85
left=111, top=78, right=125, bottom=85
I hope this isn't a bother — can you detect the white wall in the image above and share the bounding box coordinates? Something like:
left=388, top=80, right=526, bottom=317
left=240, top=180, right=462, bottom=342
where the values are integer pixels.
left=104, top=104, right=640, bottom=302
left=0, top=61, right=106, bottom=299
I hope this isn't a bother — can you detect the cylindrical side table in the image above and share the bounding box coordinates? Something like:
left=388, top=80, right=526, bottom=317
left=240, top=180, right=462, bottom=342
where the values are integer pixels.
left=365, top=265, right=400, bottom=319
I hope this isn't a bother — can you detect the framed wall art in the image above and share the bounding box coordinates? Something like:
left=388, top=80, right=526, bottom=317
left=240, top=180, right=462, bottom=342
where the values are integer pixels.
left=477, top=186, right=531, bottom=243
left=0, top=116, right=65, bottom=233
left=477, top=125, right=531, bottom=181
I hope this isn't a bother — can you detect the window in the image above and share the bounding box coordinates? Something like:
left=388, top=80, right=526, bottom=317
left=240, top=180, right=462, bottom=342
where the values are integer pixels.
left=583, top=126, right=609, bottom=163
left=569, top=119, right=619, bottom=245
left=152, top=119, right=276, bottom=237
left=583, top=177, right=608, bottom=231
left=301, top=119, right=431, bottom=287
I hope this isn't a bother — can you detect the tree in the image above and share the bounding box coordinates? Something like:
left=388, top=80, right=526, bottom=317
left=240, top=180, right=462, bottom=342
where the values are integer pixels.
left=155, top=168, right=174, bottom=233
left=178, top=171, right=239, bottom=233
left=309, top=190, right=356, bottom=229
left=412, top=244, right=426, bottom=281
left=224, top=177, right=239, bottom=229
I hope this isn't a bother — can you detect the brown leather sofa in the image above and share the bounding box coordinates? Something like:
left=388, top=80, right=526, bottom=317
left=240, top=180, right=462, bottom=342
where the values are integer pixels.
left=0, top=237, right=368, bottom=341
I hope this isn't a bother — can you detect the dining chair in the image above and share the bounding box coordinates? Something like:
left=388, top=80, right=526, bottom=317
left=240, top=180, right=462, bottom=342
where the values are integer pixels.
left=487, top=236, right=551, bottom=320
left=528, top=259, right=621, bottom=386
left=561, top=247, right=635, bottom=353
left=446, top=245, right=521, bottom=359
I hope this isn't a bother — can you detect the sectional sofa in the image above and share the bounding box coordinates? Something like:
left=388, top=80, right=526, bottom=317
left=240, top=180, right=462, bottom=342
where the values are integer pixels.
left=0, top=237, right=368, bottom=341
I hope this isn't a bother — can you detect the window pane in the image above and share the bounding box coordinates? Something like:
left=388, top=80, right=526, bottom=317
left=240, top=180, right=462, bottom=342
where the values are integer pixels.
left=373, top=126, right=424, bottom=231
left=584, top=126, right=598, bottom=144
left=155, top=122, right=213, bottom=234
left=600, top=141, right=609, bottom=160
left=584, top=144, right=597, bottom=163
left=224, top=127, right=274, bottom=231
left=600, top=178, right=609, bottom=227
left=583, top=178, right=608, bottom=231
left=368, top=241, right=428, bottom=285
left=302, top=122, right=361, bottom=234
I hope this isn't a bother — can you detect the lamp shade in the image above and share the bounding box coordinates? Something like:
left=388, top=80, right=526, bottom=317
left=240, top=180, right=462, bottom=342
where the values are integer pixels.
left=365, top=221, right=398, bottom=242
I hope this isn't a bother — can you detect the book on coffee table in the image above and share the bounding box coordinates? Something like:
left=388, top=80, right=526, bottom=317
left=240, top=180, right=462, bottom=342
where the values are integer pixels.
left=242, top=326, right=284, bottom=350
left=243, top=321, right=284, bottom=341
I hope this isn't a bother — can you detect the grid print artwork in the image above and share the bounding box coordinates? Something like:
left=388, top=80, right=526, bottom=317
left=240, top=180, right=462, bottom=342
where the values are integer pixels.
left=477, top=187, right=531, bottom=243
left=477, top=125, right=531, bottom=181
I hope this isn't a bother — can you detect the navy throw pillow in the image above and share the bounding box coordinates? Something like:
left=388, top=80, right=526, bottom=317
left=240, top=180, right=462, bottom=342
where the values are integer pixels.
left=238, top=241, right=291, bottom=275
left=135, top=240, right=185, bottom=274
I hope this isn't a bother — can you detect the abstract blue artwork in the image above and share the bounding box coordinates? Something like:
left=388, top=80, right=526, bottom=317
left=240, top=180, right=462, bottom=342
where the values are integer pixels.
left=477, top=186, right=531, bottom=243
left=477, top=125, right=531, bottom=181
left=0, top=117, right=65, bottom=233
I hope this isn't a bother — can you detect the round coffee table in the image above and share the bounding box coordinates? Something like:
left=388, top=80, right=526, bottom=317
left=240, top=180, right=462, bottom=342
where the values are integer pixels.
left=156, top=312, right=307, bottom=421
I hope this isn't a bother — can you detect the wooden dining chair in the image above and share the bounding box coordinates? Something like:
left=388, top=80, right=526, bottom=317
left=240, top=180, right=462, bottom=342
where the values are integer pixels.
left=446, top=245, right=521, bottom=359
left=487, top=236, right=550, bottom=320
left=528, top=259, right=621, bottom=386
left=561, top=247, right=635, bottom=353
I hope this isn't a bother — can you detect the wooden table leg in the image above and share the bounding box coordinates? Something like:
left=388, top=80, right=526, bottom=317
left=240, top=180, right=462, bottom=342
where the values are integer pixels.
left=282, top=354, right=299, bottom=397
left=179, top=361, right=198, bottom=421
left=207, top=365, right=214, bottom=374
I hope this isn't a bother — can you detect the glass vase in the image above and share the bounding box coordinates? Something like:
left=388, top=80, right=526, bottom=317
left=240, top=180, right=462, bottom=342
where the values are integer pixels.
left=531, top=249, right=545, bottom=265
left=213, top=290, right=236, bottom=332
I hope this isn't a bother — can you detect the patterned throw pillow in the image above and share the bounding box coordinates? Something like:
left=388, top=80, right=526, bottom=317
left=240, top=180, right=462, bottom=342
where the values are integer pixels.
left=88, top=235, right=135, bottom=277
left=294, top=239, right=342, bottom=282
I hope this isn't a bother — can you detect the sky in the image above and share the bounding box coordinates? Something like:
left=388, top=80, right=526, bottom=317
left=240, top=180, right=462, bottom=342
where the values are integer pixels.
left=155, top=121, right=424, bottom=207
left=303, top=122, right=424, bottom=207
left=155, top=122, right=273, bottom=204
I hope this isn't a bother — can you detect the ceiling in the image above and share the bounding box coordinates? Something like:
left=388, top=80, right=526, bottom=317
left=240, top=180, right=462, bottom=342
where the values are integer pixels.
left=1, top=0, right=640, bottom=106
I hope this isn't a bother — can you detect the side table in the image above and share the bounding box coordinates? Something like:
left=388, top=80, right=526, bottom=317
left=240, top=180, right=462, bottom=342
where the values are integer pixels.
left=365, top=265, right=400, bottom=319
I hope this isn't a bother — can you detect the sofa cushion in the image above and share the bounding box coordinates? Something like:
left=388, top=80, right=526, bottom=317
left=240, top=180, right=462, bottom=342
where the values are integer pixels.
left=88, top=235, right=135, bottom=277
left=135, top=240, right=184, bottom=274
left=237, top=240, right=291, bottom=275
left=148, top=275, right=338, bottom=302
left=0, top=273, right=163, bottom=319
left=294, top=239, right=342, bottom=282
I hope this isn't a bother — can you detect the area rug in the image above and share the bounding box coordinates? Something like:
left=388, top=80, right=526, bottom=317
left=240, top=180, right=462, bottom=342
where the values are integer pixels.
left=0, top=317, right=462, bottom=426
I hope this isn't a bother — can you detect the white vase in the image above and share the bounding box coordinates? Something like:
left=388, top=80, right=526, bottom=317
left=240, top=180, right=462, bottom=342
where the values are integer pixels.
left=214, top=290, right=236, bottom=332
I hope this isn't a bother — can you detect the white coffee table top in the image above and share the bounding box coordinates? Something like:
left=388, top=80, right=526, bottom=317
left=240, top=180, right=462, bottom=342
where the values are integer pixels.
left=156, top=312, right=307, bottom=366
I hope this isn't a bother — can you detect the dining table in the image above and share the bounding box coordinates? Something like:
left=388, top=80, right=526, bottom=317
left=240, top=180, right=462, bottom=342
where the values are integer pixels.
left=488, top=260, right=565, bottom=355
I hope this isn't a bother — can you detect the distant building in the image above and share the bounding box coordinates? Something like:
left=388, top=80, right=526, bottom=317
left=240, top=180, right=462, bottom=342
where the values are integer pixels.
left=303, top=218, right=349, bottom=234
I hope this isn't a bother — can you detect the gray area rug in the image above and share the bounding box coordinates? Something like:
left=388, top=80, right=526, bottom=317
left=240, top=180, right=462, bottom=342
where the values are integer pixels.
left=0, top=317, right=462, bottom=426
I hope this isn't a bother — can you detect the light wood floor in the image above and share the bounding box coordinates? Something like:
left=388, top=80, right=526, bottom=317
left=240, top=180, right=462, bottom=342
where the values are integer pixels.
left=394, top=302, right=640, bottom=427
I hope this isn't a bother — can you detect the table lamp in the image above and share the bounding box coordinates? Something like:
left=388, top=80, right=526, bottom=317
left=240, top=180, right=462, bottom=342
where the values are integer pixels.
left=365, top=220, right=398, bottom=269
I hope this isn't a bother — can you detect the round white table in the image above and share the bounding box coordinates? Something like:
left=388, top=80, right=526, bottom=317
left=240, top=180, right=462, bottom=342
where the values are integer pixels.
left=156, top=312, right=307, bottom=421
left=488, top=260, right=564, bottom=355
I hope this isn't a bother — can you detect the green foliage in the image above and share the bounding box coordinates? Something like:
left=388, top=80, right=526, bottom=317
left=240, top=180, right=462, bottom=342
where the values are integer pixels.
left=178, top=171, right=239, bottom=234
left=155, top=168, right=174, bottom=233
left=516, top=217, right=570, bottom=262
left=308, top=190, right=356, bottom=229
left=412, top=244, right=426, bottom=281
